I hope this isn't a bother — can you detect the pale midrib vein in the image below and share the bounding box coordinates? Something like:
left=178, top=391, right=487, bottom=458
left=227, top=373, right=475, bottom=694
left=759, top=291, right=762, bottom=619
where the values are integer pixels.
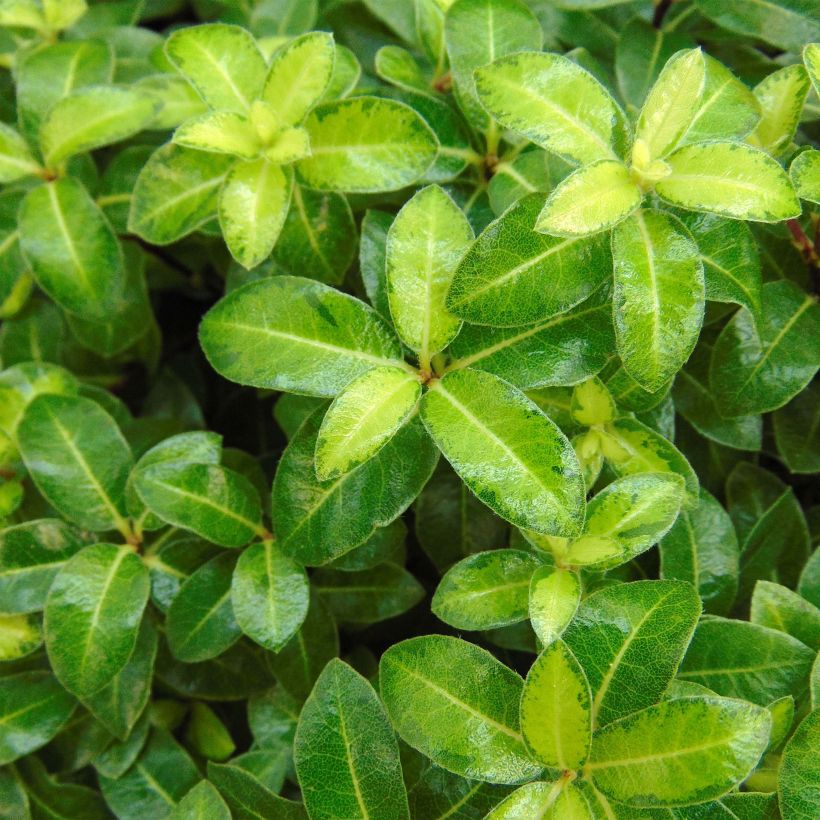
left=136, top=764, right=177, bottom=806
left=390, top=660, right=523, bottom=742
left=293, top=184, right=328, bottom=274
left=190, top=39, right=253, bottom=111
left=0, top=693, right=63, bottom=727
left=334, top=677, right=370, bottom=819
left=47, top=183, right=91, bottom=293
left=700, top=252, right=757, bottom=308
left=588, top=732, right=740, bottom=769
left=662, top=172, right=773, bottom=197
left=678, top=659, right=805, bottom=678
left=634, top=209, right=662, bottom=379
left=139, top=175, right=226, bottom=224
left=47, top=103, right=134, bottom=164
left=149, top=480, right=259, bottom=532
left=179, top=588, right=231, bottom=649
left=447, top=578, right=531, bottom=602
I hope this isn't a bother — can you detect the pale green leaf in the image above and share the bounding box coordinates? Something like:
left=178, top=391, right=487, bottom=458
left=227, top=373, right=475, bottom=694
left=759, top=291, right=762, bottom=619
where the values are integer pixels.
left=379, top=635, right=541, bottom=784
left=487, top=781, right=590, bottom=820
left=200, top=276, right=406, bottom=397
left=748, top=65, right=810, bottom=159
left=656, top=141, right=802, bottom=222
left=0, top=123, right=40, bottom=182
left=386, top=184, right=472, bottom=358
left=298, top=97, right=438, bottom=192
left=420, top=369, right=585, bottom=536
left=790, top=148, right=820, bottom=204
left=779, top=709, right=820, bottom=820
left=172, top=111, right=261, bottom=158
left=521, top=640, right=591, bottom=770
left=529, top=566, right=580, bottom=647
left=315, top=365, right=421, bottom=481
left=218, top=159, right=292, bottom=269
left=750, top=580, right=820, bottom=651
left=170, top=781, right=231, bottom=820
left=588, top=697, right=771, bottom=807
left=612, top=209, right=705, bottom=392
left=535, top=160, right=641, bottom=237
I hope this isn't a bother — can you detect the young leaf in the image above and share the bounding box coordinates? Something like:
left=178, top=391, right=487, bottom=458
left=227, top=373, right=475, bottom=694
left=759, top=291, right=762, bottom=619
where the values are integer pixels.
left=172, top=111, right=261, bottom=157
left=710, top=280, right=820, bottom=417
left=748, top=64, right=810, bottom=159
left=166, top=552, right=241, bottom=663
left=790, top=148, right=820, bottom=204
left=420, top=369, right=585, bottom=536
left=444, top=0, right=543, bottom=132
left=0, top=671, right=76, bottom=764
left=231, top=540, right=309, bottom=652
left=40, top=86, right=158, bottom=167
left=19, top=178, right=125, bottom=320
left=612, top=209, right=705, bottom=393
left=17, top=394, right=133, bottom=535
left=199, top=276, right=405, bottom=397
left=44, top=543, right=149, bottom=699
left=165, top=23, right=266, bottom=113
left=565, top=472, right=685, bottom=569
left=563, top=580, right=701, bottom=727
left=536, top=160, right=641, bottom=237
left=386, top=184, right=472, bottom=359
left=219, top=159, right=292, bottom=269
left=135, top=463, right=264, bottom=547
left=273, top=409, right=438, bottom=566
left=294, top=659, right=409, bottom=819
left=655, top=142, right=802, bottom=222
left=474, top=52, right=626, bottom=165
left=529, top=566, right=580, bottom=647
left=520, top=640, right=592, bottom=770
left=447, top=194, right=611, bottom=327
left=128, top=144, right=235, bottom=244
left=778, top=709, right=820, bottom=820
left=660, top=488, right=739, bottom=616
left=432, top=549, right=543, bottom=631
left=298, top=97, right=438, bottom=192
left=315, top=365, right=422, bottom=481
left=679, top=617, right=815, bottom=705
left=379, top=635, right=541, bottom=784
left=261, top=31, right=335, bottom=125
left=588, top=697, right=771, bottom=807
left=0, top=122, right=40, bottom=182
left=171, top=781, right=231, bottom=820
left=635, top=48, right=705, bottom=161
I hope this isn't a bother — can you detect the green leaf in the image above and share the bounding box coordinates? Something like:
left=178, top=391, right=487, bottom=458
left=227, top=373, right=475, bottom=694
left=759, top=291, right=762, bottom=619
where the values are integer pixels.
left=314, top=563, right=424, bottom=624
left=444, top=0, right=543, bottom=132
left=420, top=369, right=585, bottom=536
left=710, top=280, right=820, bottom=417
left=315, top=366, right=422, bottom=481
left=447, top=194, right=611, bottom=327
left=261, top=31, right=335, bottom=125
left=432, top=549, right=542, bottom=630
left=166, top=552, right=241, bottom=663
left=774, top=382, right=820, bottom=473
left=219, top=159, right=292, bottom=269
left=17, top=394, right=133, bottom=534
left=171, top=781, right=231, bottom=820
left=612, top=209, right=705, bottom=392
left=298, top=97, right=438, bottom=192
left=44, top=543, right=149, bottom=699
left=135, top=463, right=263, bottom=547
left=0, top=519, right=87, bottom=614
left=790, top=148, right=820, bottom=204
left=748, top=65, right=810, bottom=159
left=172, top=111, right=261, bottom=157
left=588, top=697, right=771, bottom=807
left=386, top=184, right=472, bottom=359
left=446, top=290, right=613, bottom=390
left=520, top=640, right=591, bottom=770
left=751, top=580, right=820, bottom=651
left=779, top=709, right=820, bottom=820
left=407, top=764, right=511, bottom=819
left=18, top=756, right=110, bottom=820
left=563, top=579, right=701, bottom=727
left=208, top=762, right=307, bottom=820
left=660, top=488, right=739, bottom=616
left=475, top=51, right=627, bottom=165
left=19, top=178, right=125, bottom=321
left=328, top=519, right=406, bottom=572
left=200, top=276, right=405, bottom=397
left=635, top=48, right=705, bottom=161
left=273, top=409, right=438, bottom=566
left=565, top=472, right=685, bottom=569
left=536, top=160, right=641, bottom=237
left=165, top=23, right=266, bottom=113
left=40, top=86, right=158, bottom=167
left=0, top=122, right=40, bottom=182
left=231, top=540, right=309, bottom=651
left=656, top=142, right=801, bottom=222
left=529, top=566, right=580, bottom=646
left=129, top=143, right=235, bottom=245
left=294, top=659, right=409, bottom=819
left=267, top=591, right=339, bottom=701
left=0, top=671, right=76, bottom=764
left=185, top=701, right=235, bottom=761
left=694, top=0, right=819, bottom=53
left=99, top=728, right=201, bottom=819
left=380, top=635, right=542, bottom=784
left=678, top=617, right=815, bottom=705
left=487, top=781, right=589, bottom=819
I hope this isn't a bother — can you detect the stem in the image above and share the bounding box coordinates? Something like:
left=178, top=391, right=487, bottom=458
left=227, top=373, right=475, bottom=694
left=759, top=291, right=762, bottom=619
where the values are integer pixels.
left=786, top=218, right=819, bottom=265
left=652, top=0, right=674, bottom=28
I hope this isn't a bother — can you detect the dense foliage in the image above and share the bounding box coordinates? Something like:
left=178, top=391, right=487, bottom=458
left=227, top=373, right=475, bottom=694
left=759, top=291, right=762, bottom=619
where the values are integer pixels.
left=0, top=0, right=819, bottom=817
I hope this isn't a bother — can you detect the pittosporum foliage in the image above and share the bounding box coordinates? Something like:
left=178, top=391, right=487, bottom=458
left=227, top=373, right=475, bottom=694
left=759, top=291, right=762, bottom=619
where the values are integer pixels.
left=0, top=0, right=818, bottom=818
